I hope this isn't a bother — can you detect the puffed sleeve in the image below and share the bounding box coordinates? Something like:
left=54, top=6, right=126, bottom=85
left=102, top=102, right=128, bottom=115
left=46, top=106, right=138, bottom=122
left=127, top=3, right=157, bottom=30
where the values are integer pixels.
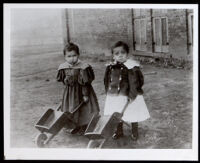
left=57, top=69, right=66, bottom=85
left=135, top=66, right=144, bottom=94
left=78, top=66, right=95, bottom=96
left=104, top=66, right=110, bottom=93
left=78, top=66, right=95, bottom=85
left=128, top=66, right=144, bottom=100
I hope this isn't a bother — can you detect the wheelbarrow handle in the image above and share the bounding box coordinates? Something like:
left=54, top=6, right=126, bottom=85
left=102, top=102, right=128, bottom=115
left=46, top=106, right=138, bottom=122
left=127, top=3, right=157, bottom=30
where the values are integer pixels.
left=120, top=101, right=133, bottom=128
left=71, top=101, right=85, bottom=114
left=56, top=102, right=62, bottom=111
left=56, top=101, right=84, bottom=112
left=120, top=100, right=130, bottom=115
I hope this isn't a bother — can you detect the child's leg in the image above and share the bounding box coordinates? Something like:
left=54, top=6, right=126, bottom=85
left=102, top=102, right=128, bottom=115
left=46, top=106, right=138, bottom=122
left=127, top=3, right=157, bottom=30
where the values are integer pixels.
left=112, top=121, right=124, bottom=139
left=71, top=124, right=88, bottom=135
left=70, top=126, right=81, bottom=134
left=78, top=124, right=88, bottom=135
left=81, top=124, right=88, bottom=131
left=63, top=119, right=76, bottom=133
left=131, top=122, right=138, bottom=141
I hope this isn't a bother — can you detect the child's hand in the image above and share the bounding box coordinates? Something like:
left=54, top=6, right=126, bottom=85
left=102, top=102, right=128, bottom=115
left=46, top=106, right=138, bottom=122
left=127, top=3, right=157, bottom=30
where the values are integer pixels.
left=128, top=97, right=136, bottom=103
left=128, top=97, right=132, bottom=102
left=64, top=76, right=74, bottom=85
left=83, top=96, right=89, bottom=103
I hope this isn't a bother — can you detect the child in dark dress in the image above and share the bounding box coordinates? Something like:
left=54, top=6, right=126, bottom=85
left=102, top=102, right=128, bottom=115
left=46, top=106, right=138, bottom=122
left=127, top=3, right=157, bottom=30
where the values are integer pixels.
left=104, top=41, right=150, bottom=140
left=57, top=43, right=100, bottom=135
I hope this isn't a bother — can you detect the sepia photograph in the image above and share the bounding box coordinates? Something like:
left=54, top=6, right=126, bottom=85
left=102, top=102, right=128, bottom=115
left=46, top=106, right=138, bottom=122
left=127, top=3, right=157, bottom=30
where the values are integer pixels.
left=4, top=3, right=198, bottom=160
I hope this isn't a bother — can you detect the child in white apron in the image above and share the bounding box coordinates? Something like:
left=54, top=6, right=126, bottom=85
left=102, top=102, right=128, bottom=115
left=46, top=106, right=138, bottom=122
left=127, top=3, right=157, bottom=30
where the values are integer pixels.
left=104, top=41, right=150, bottom=140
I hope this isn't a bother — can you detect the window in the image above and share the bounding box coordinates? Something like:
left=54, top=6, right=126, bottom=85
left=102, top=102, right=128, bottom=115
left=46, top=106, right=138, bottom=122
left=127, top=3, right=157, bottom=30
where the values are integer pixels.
left=153, top=17, right=169, bottom=53
left=161, top=17, right=168, bottom=45
left=134, top=18, right=147, bottom=51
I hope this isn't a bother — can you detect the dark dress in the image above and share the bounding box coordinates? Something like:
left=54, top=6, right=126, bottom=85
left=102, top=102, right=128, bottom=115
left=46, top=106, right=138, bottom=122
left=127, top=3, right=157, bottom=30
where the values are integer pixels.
left=57, top=60, right=100, bottom=128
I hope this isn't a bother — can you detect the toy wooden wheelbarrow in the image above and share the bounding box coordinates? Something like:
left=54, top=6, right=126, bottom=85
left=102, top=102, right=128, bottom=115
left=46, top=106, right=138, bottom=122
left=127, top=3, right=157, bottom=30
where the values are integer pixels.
left=84, top=101, right=130, bottom=148
left=34, top=101, right=84, bottom=148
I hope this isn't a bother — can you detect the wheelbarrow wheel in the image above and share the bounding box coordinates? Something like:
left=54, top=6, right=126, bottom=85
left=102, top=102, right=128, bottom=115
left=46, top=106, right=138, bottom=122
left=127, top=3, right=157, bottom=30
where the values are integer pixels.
left=87, top=140, right=99, bottom=148
left=87, top=139, right=106, bottom=149
left=35, top=133, right=48, bottom=148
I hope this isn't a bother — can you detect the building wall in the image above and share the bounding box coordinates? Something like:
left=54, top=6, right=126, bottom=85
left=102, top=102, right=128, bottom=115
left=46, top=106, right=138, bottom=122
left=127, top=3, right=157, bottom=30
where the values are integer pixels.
left=167, top=9, right=188, bottom=58
left=64, top=9, right=133, bottom=56
left=63, top=9, right=193, bottom=60
left=132, top=9, right=193, bottom=60
left=10, top=8, right=193, bottom=60
left=11, top=9, right=64, bottom=53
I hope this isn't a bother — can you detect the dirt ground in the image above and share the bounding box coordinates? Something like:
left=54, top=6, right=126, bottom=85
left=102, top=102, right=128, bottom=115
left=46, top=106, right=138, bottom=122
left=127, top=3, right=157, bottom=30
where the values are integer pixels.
left=10, top=48, right=193, bottom=149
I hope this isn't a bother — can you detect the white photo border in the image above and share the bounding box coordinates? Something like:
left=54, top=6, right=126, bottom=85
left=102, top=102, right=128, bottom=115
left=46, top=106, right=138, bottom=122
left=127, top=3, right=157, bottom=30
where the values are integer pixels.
left=3, top=3, right=198, bottom=160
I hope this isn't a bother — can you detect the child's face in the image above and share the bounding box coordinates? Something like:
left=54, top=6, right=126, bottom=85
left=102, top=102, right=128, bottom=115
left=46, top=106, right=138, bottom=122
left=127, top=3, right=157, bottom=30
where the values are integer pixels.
left=65, top=50, right=79, bottom=65
left=112, top=46, right=128, bottom=63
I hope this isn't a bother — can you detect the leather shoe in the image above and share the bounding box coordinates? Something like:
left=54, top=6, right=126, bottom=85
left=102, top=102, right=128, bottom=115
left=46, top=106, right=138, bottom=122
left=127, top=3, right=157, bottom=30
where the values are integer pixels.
left=131, top=134, right=138, bottom=141
left=70, top=126, right=81, bottom=134
left=112, top=132, right=124, bottom=139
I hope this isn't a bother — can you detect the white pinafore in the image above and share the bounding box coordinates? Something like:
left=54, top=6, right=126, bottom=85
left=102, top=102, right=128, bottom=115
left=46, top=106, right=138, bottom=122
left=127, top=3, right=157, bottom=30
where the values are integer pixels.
left=103, top=59, right=150, bottom=122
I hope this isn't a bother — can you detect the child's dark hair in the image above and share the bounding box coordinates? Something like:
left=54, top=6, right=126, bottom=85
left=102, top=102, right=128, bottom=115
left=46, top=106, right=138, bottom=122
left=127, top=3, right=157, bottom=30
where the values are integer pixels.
left=63, top=42, right=80, bottom=56
left=111, top=41, right=129, bottom=54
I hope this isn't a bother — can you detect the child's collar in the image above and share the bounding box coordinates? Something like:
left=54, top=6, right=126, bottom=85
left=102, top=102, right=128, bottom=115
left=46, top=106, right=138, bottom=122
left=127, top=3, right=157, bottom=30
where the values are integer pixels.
left=105, top=61, right=118, bottom=66
left=124, top=59, right=140, bottom=69
left=106, top=59, right=140, bottom=69
left=58, top=59, right=90, bottom=70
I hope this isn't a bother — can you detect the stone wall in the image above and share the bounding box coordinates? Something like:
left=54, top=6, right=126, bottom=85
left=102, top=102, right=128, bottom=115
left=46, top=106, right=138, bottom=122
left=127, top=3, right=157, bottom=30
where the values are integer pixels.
left=11, top=9, right=64, bottom=53
left=65, top=9, right=133, bottom=56
left=167, top=9, right=188, bottom=58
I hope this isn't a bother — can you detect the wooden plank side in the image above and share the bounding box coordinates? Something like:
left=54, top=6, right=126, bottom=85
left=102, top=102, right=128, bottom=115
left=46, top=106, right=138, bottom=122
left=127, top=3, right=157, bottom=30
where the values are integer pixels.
left=153, top=18, right=162, bottom=52
left=140, top=19, right=147, bottom=51
left=134, top=19, right=141, bottom=51
left=161, top=17, right=169, bottom=53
